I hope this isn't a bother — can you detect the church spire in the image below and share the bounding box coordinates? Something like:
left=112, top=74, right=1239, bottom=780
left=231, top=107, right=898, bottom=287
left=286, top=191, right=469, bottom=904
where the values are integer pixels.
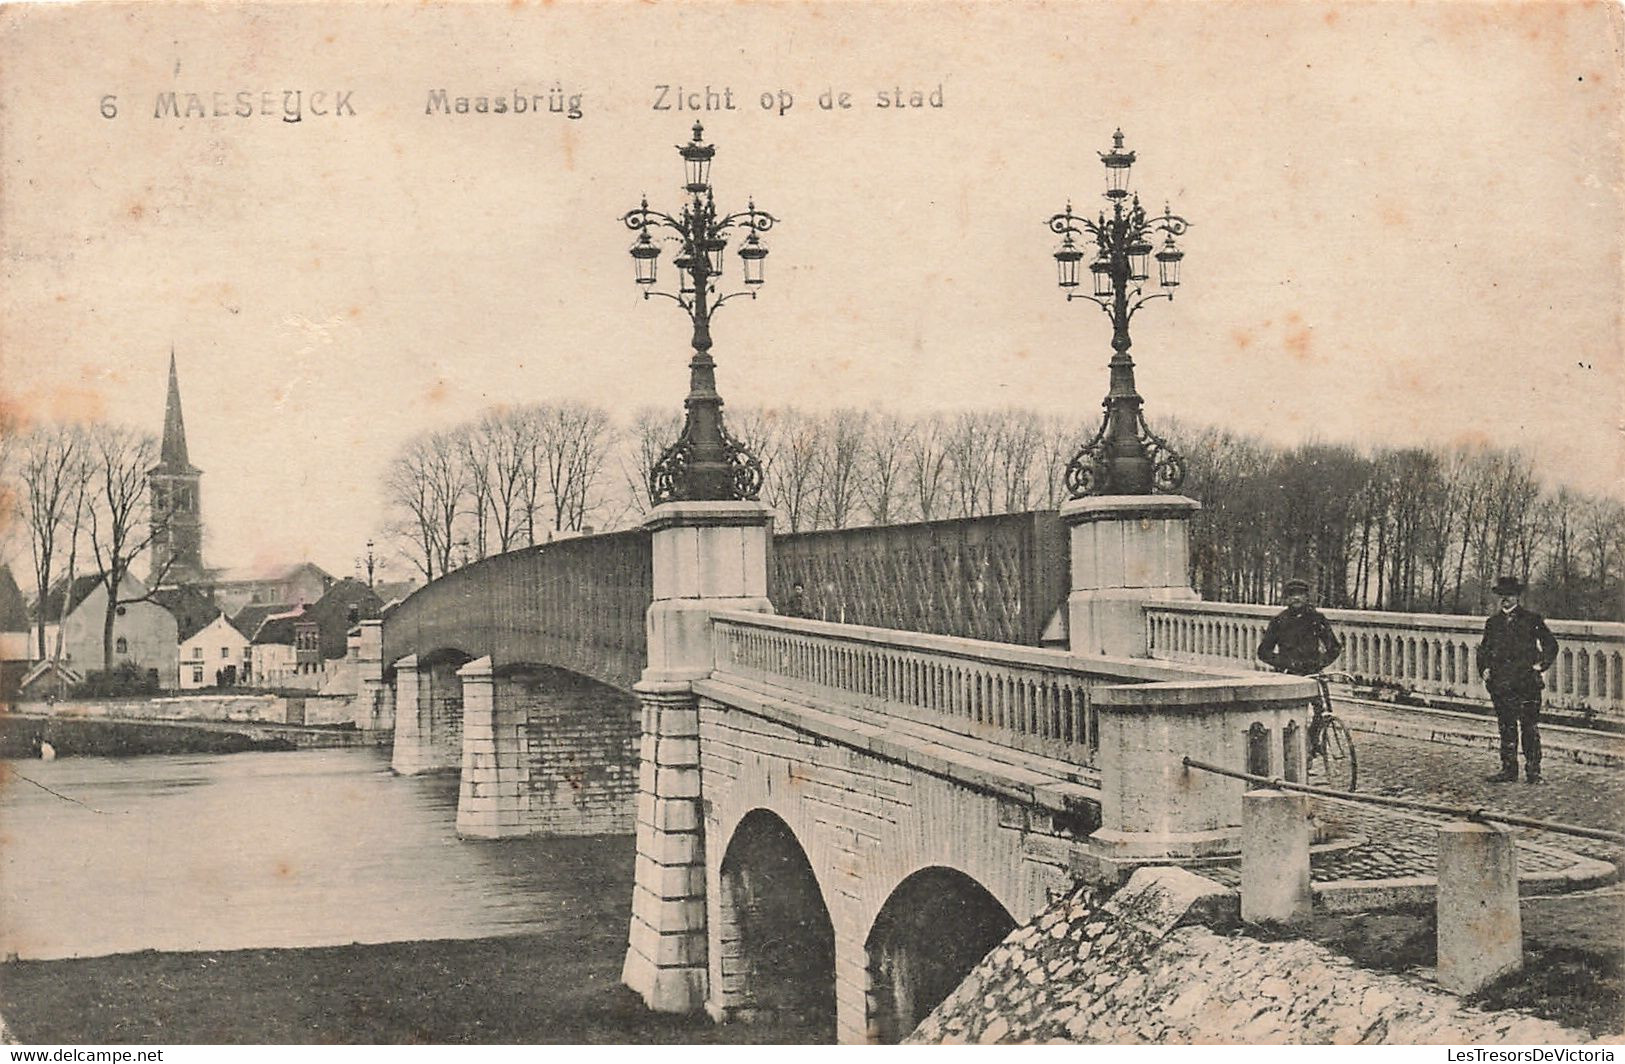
left=161, top=347, right=191, bottom=470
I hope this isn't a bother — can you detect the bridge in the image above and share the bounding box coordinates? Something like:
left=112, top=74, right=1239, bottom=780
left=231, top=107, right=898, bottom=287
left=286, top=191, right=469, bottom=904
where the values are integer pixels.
left=362, top=496, right=1625, bottom=1043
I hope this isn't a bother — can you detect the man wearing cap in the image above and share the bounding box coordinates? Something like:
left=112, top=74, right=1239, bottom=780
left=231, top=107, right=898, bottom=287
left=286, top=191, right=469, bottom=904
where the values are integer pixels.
left=1256, top=578, right=1344, bottom=676
left=1477, top=576, right=1559, bottom=784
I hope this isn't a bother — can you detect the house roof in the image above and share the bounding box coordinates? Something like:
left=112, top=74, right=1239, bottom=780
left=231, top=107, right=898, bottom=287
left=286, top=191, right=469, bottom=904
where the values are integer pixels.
left=204, top=562, right=335, bottom=597
left=372, top=578, right=420, bottom=604
left=0, top=564, right=29, bottom=633
left=152, top=585, right=222, bottom=643
left=307, top=578, right=386, bottom=659
left=231, top=602, right=292, bottom=642
left=252, top=606, right=308, bottom=646
left=35, top=574, right=105, bottom=622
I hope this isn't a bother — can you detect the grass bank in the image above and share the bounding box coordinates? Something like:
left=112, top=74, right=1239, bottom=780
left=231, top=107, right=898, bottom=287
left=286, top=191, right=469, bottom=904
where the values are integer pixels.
left=0, top=832, right=828, bottom=1045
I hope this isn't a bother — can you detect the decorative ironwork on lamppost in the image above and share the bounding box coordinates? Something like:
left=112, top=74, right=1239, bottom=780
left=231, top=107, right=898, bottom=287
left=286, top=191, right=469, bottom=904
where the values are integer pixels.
left=1048, top=128, right=1191, bottom=497
left=622, top=122, right=778, bottom=504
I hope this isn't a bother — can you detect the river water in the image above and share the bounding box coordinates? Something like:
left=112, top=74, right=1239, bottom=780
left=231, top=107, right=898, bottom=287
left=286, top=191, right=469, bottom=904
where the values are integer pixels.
left=0, top=748, right=575, bottom=961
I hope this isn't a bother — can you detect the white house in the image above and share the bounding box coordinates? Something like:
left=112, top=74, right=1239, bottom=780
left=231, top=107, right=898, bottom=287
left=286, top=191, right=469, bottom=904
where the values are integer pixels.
left=177, top=613, right=250, bottom=690
left=52, top=573, right=179, bottom=687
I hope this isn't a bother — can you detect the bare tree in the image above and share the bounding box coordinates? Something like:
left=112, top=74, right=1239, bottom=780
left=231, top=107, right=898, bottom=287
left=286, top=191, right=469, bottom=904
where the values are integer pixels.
left=85, top=423, right=169, bottom=672
left=619, top=407, right=683, bottom=519
left=906, top=413, right=952, bottom=521
left=18, top=423, right=91, bottom=657
left=814, top=408, right=870, bottom=529
left=760, top=408, right=821, bottom=532
left=537, top=401, right=615, bottom=532
left=385, top=430, right=468, bottom=580
left=992, top=409, right=1045, bottom=514
left=859, top=411, right=913, bottom=525
left=944, top=411, right=999, bottom=518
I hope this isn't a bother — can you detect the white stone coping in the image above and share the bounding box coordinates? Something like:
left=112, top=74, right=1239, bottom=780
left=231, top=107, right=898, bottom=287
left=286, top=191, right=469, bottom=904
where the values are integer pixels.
left=1093, top=675, right=1318, bottom=709
left=1059, top=494, right=1201, bottom=525
left=1144, top=599, right=1625, bottom=641
left=710, top=608, right=1230, bottom=684
left=641, top=500, right=775, bottom=533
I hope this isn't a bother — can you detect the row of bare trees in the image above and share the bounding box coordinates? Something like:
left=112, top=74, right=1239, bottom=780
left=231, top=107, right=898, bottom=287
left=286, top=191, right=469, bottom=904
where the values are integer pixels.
left=384, top=402, right=617, bottom=581
left=385, top=401, right=1620, bottom=620
left=0, top=419, right=179, bottom=672
left=709, top=407, right=1077, bottom=532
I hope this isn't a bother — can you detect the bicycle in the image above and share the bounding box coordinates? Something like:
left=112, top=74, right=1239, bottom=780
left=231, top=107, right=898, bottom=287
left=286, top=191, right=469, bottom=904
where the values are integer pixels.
left=1305, top=670, right=1358, bottom=792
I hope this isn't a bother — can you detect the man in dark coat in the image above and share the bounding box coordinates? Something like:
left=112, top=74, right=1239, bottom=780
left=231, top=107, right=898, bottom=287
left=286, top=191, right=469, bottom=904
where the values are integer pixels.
left=1477, top=575, right=1559, bottom=784
left=1257, top=577, right=1344, bottom=676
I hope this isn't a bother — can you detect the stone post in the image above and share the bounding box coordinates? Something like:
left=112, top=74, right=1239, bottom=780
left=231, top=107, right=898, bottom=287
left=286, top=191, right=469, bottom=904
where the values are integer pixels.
left=1437, top=821, right=1522, bottom=994
left=389, top=653, right=427, bottom=775
left=456, top=656, right=530, bottom=838
left=624, top=500, right=774, bottom=1015
left=1060, top=495, right=1200, bottom=658
left=1240, top=789, right=1313, bottom=927
left=356, top=619, right=391, bottom=737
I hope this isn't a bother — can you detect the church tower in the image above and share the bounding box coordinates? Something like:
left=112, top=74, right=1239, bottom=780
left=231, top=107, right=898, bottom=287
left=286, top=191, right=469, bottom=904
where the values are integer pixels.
left=148, top=351, right=205, bottom=587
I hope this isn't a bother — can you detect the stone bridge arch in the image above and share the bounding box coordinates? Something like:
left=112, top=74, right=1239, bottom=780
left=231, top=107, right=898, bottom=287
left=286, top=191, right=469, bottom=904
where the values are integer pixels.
left=698, top=733, right=1046, bottom=1044
left=864, top=866, right=1015, bottom=1043
left=709, top=809, right=836, bottom=1037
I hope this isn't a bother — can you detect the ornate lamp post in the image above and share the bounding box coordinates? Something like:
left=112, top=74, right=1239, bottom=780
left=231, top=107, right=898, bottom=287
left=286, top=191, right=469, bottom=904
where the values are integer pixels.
left=622, top=122, right=778, bottom=504
left=1048, top=129, right=1191, bottom=497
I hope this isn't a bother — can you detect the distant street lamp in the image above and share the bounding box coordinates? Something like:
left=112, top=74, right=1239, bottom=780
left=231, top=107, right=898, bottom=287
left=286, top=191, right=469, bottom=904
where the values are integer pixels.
left=1048, top=129, right=1191, bottom=497
left=622, top=122, right=778, bottom=504
left=357, top=538, right=380, bottom=589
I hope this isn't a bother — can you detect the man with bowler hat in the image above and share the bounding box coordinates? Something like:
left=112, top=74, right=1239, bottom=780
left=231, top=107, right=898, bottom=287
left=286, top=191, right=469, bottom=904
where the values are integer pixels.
left=1257, top=577, right=1344, bottom=677
left=1477, top=575, right=1559, bottom=784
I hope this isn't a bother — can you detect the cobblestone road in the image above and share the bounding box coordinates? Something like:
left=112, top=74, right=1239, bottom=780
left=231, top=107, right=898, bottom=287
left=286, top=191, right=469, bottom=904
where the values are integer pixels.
left=1198, top=729, right=1624, bottom=889
left=1347, top=729, right=1625, bottom=864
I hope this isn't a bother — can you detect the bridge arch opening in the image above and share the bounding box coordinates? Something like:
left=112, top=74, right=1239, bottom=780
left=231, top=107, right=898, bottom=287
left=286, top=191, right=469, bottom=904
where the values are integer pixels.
left=865, top=866, right=1015, bottom=1043
left=717, top=809, right=836, bottom=1035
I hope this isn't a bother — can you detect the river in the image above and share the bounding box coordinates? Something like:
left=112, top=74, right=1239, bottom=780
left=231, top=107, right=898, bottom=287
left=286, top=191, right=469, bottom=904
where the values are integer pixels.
left=0, top=748, right=579, bottom=961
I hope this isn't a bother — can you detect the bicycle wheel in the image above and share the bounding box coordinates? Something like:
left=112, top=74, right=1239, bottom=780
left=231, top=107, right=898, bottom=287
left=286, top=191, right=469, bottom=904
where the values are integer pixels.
left=1315, top=716, right=1358, bottom=792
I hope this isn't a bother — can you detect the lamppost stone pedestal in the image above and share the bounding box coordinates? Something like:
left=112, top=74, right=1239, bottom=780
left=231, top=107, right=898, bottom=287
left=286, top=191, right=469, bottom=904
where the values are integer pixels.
left=623, top=499, right=774, bottom=1014
left=1061, top=494, right=1200, bottom=658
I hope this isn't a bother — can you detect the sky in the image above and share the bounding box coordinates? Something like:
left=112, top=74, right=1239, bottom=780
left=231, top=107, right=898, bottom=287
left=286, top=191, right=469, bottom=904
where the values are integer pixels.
left=2, top=1, right=1621, bottom=580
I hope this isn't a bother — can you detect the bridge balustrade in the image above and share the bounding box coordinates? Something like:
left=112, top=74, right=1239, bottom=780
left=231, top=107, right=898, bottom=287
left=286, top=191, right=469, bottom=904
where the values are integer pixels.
left=1145, top=601, right=1625, bottom=724
left=709, top=610, right=1214, bottom=768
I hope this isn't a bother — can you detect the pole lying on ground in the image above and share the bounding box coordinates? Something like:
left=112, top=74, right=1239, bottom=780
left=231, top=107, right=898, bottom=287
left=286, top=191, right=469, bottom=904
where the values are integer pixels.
left=1181, top=756, right=1625, bottom=845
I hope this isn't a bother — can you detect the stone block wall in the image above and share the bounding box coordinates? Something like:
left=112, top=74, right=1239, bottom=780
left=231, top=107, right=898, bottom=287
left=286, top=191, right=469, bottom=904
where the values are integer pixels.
left=510, top=667, right=639, bottom=836
left=17, top=694, right=284, bottom=723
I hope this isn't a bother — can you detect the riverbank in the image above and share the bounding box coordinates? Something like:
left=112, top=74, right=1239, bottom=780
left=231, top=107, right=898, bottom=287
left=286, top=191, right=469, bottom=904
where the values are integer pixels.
left=0, top=830, right=828, bottom=1044
left=0, top=934, right=823, bottom=1044
left=0, top=713, right=369, bottom=758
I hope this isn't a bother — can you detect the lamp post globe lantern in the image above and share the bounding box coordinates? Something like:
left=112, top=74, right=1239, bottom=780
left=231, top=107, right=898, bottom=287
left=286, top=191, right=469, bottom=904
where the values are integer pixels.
left=1156, top=233, right=1184, bottom=289
left=1054, top=228, right=1085, bottom=289
left=622, top=122, right=779, bottom=504
left=738, top=227, right=769, bottom=286
left=1047, top=128, right=1192, bottom=497
left=630, top=225, right=660, bottom=286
